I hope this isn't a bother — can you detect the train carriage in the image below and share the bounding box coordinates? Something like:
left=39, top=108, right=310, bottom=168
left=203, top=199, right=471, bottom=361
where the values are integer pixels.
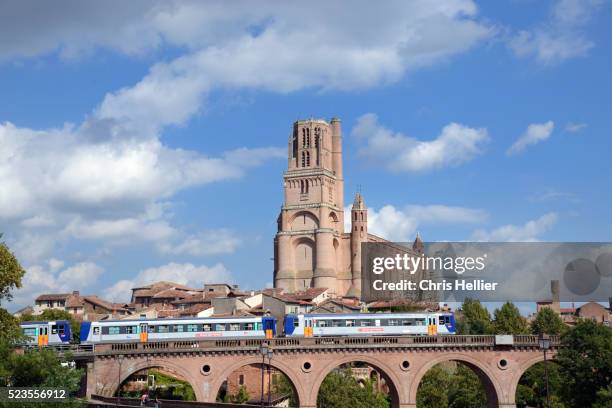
left=284, top=312, right=456, bottom=337
left=19, top=321, right=72, bottom=346
left=80, top=316, right=276, bottom=344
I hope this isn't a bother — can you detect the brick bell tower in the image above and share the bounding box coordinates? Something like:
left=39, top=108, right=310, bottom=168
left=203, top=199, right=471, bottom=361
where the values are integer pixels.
left=274, top=118, right=346, bottom=294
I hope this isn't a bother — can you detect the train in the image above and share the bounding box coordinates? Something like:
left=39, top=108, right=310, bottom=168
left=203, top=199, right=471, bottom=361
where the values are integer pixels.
left=19, top=320, right=72, bottom=346
left=20, top=312, right=455, bottom=345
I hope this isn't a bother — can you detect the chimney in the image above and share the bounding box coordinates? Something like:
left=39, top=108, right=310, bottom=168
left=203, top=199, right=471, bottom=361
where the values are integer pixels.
left=551, top=280, right=560, bottom=313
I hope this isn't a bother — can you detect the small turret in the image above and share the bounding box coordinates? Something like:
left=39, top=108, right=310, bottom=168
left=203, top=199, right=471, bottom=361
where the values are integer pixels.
left=413, top=232, right=424, bottom=253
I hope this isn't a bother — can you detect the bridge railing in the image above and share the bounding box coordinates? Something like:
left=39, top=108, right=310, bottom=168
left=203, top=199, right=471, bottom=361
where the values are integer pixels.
left=92, top=334, right=559, bottom=355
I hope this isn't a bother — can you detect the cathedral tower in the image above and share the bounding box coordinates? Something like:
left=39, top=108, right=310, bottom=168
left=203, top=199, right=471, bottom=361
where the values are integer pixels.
left=274, top=118, right=347, bottom=294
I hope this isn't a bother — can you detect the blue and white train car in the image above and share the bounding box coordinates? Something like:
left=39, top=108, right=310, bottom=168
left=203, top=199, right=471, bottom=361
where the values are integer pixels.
left=20, top=321, right=72, bottom=346
left=80, top=316, right=277, bottom=344
left=284, top=312, right=456, bottom=337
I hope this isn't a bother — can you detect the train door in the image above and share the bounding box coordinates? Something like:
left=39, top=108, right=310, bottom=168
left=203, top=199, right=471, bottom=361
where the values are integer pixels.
left=139, top=323, right=148, bottom=343
left=38, top=324, right=48, bottom=346
left=427, top=316, right=438, bottom=336
left=304, top=318, right=313, bottom=337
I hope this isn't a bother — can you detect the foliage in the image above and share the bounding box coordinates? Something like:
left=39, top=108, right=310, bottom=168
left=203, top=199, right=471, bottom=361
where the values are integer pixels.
left=0, top=308, right=22, bottom=344
left=492, top=302, right=529, bottom=334
left=417, top=364, right=486, bottom=408
left=0, top=347, right=84, bottom=407
left=516, top=361, right=563, bottom=408
left=317, top=368, right=389, bottom=408
left=531, top=307, right=566, bottom=335
left=593, top=385, right=612, bottom=408
left=21, top=309, right=81, bottom=342
left=556, top=319, right=612, bottom=408
left=0, top=234, right=26, bottom=305
left=272, top=372, right=298, bottom=407
left=145, top=369, right=196, bottom=401
left=455, top=298, right=492, bottom=335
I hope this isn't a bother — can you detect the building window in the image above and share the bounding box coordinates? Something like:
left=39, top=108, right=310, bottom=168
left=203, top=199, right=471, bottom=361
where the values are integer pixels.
left=239, top=375, right=244, bottom=385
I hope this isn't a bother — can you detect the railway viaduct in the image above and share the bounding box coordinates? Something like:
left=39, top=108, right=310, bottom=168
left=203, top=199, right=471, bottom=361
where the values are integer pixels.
left=74, top=335, right=559, bottom=408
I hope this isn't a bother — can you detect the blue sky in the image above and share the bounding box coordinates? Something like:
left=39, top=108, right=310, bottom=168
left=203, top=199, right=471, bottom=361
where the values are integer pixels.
left=1, top=0, right=611, bottom=310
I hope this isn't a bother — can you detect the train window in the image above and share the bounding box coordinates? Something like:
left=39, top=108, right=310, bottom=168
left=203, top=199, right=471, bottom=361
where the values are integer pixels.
left=126, top=326, right=136, bottom=334
left=148, top=326, right=155, bottom=333
left=22, top=327, right=36, bottom=336
left=158, top=325, right=169, bottom=333
left=245, top=323, right=254, bottom=330
left=93, top=327, right=100, bottom=335
left=293, top=320, right=300, bottom=328
left=359, top=320, right=373, bottom=327
left=332, top=320, right=343, bottom=327
left=109, top=327, right=120, bottom=335
left=388, top=320, right=398, bottom=326
left=230, top=323, right=240, bottom=331
left=58, top=325, right=65, bottom=335
left=401, top=320, right=412, bottom=326
left=174, top=325, right=184, bottom=332
left=318, top=321, right=328, bottom=327
left=215, top=324, right=226, bottom=331
left=346, top=320, right=355, bottom=327
left=188, top=324, right=199, bottom=332
left=51, top=325, right=58, bottom=334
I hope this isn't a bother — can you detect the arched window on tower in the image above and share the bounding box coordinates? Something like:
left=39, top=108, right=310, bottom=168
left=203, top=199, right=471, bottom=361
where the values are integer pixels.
left=302, top=128, right=306, bottom=147
left=315, top=127, right=321, bottom=147
left=305, top=151, right=310, bottom=166
left=361, top=212, right=364, bottom=221
left=354, top=213, right=357, bottom=221
left=292, top=133, right=297, bottom=158
left=301, top=151, right=306, bottom=167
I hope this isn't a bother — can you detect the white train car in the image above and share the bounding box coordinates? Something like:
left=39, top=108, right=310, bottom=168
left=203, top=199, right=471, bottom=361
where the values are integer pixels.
left=20, top=321, right=72, bottom=346
left=80, top=316, right=277, bottom=344
left=284, top=312, right=456, bottom=337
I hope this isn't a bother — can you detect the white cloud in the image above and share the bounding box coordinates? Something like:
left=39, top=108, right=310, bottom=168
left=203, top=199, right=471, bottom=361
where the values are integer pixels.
left=509, top=0, right=603, bottom=64
left=344, top=203, right=488, bottom=241
left=471, top=213, right=558, bottom=242
left=507, top=121, right=554, bottom=155
left=103, top=262, right=232, bottom=302
left=158, top=229, right=241, bottom=257
left=10, top=260, right=104, bottom=311
left=352, top=113, right=489, bottom=173
left=0, top=2, right=493, bottom=265
left=565, top=122, right=587, bottom=133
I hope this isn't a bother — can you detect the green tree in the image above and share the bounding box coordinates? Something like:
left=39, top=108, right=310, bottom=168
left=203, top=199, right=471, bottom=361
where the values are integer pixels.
left=21, top=309, right=80, bottom=342
left=593, top=386, right=612, bottom=408
left=492, top=302, right=529, bottom=334
left=231, top=385, right=250, bottom=404
left=456, top=299, right=492, bottom=335
left=516, top=361, right=563, bottom=408
left=273, top=372, right=298, bottom=407
left=317, top=368, right=389, bottom=408
left=556, top=319, right=612, bottom=408
left=0, top=234, right=26, bottom=305
left=531, top=308, right=566, bottom=335
left=417, top=366, right=450, bottom=408
left=417, top=363, right=487, bottom=408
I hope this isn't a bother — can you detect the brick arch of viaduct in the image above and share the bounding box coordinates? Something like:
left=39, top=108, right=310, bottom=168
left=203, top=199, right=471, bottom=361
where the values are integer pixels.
left=92, top=349, right=556, bottom=408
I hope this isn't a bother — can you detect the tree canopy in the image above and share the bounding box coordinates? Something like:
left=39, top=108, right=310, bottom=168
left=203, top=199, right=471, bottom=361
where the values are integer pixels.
left=492, top=302, right=529, bottom=334
left=0, top=234, right=26, bottom=306
left=455, top=298, right=492, bottom=335
left=531, top=307, right=566, bottom=335
left=317, top=367, right=389, bottom=408
left=556, top=319, right=612, bottom=407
